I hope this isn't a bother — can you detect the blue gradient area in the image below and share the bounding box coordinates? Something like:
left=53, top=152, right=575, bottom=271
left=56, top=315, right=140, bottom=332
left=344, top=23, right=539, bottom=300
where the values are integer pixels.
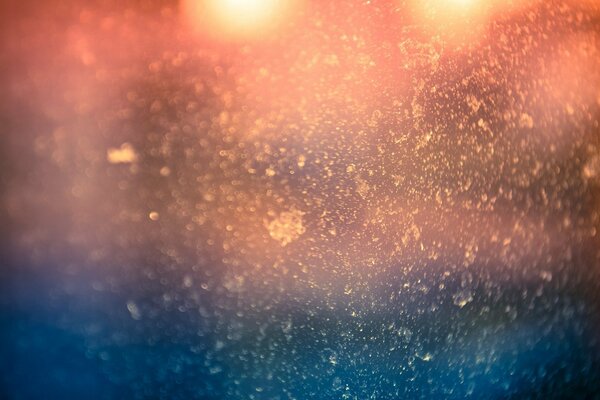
left=2, top=263, right=599, bottom=399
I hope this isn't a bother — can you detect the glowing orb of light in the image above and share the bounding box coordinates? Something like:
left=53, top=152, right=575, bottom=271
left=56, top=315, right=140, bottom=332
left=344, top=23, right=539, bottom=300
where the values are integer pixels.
left=182, top=0, right=294, bottom=40
left=446, top=0, right=476, bottom=7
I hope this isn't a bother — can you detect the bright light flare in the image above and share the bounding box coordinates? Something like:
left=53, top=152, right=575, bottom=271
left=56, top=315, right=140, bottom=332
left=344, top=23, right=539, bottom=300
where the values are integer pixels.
left=182, top=0, right=295, bottom=40
left=207, top=0, right=281, bottom=34
left=445, top=0, right=477, bottom=8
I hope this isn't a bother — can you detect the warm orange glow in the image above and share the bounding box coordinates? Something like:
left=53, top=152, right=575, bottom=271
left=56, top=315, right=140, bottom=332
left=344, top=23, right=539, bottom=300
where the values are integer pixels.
left=408, top=0, right=542, bottom=47
left=182, top=0, right=295, bottom=40
left=210, top=0, right=280, bottom=30
left=444, top=0, right=477, bottom=8
left=424, top=0, right=483, bottom=16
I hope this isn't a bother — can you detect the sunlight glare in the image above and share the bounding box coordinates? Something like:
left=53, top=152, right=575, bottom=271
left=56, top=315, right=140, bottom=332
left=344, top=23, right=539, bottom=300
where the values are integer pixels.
left=183, top=0, right=292, bottom=40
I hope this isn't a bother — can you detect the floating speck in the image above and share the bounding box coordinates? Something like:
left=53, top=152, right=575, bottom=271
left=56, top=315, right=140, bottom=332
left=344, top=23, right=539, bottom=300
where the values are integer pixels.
left=107, top=143, right=137, bottom=164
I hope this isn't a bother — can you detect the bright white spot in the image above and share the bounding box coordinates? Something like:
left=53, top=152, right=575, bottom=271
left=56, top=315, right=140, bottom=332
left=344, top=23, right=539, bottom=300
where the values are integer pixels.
left=126, top=301, right=142, bottom=320
left=184, top=0, right=294, bottom=39
left=107, top=143, right=137, bottom=164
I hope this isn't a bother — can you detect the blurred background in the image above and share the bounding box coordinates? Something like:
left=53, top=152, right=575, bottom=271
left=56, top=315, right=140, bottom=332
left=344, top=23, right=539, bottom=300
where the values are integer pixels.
left=1, top=0, right=600, bottom=398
